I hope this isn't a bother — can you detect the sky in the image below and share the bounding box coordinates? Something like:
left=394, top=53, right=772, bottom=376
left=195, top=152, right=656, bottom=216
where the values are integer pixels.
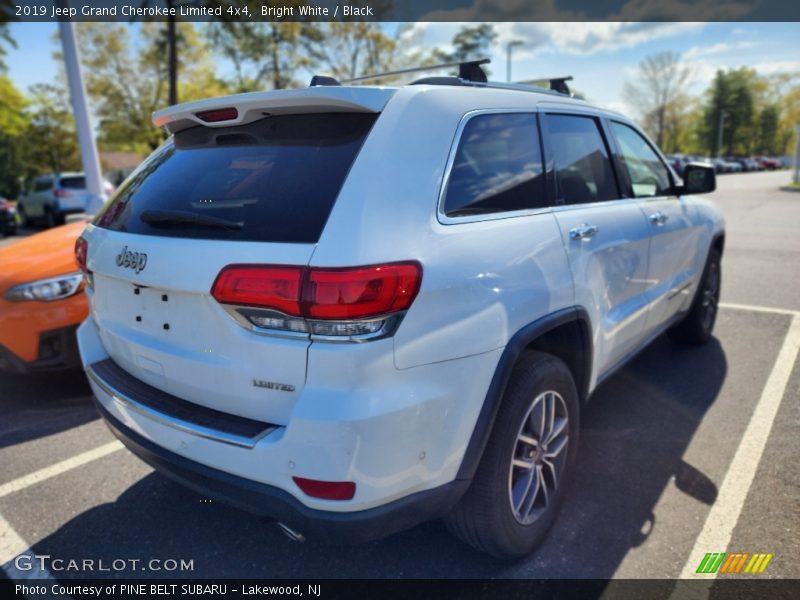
left=5, top=21, right=800, bottom=119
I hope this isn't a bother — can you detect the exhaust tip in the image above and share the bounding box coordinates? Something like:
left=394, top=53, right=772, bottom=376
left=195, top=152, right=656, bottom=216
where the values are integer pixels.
left=277, top=522, right=306, bottom=543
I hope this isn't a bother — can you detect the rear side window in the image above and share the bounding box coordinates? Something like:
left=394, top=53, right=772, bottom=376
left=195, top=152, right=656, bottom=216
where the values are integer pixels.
left=609, top=121, right=672, bottom=197
left=60, top=177, right=86, bottom=189
left=546, top=114, right=619, bottom=204
left=94, top=113, right=377, bottom=243
left=443, top=113, right=545, bottom=218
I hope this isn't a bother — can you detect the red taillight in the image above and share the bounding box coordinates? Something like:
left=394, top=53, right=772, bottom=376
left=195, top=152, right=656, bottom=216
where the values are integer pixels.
left=196, top=107, right=238, bottom=123
left=292, top=477, right=356, bottom=501
left=74, top=237, right=88, bottom=273
left=211, top=262, right=422, bottom=321
left=211, top=265, right=303, bottom=315
left=54, top=189, right=71, bottom=198
left=305, top=263, right=421, bottom=319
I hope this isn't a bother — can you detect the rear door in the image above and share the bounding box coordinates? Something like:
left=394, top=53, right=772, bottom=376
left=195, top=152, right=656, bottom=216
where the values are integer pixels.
left=57, top=175, right=91, bottom=213
left=607, top=120, right=701, bottom=337
left=83, top=112, right=378, bottom=425
left=26, top=177, right=52, bottom=217
left=542, top=111, right=651, bottom=378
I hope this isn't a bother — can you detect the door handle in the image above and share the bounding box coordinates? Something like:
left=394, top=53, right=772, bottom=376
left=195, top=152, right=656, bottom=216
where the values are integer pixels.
left=569, top=224, right=599, bottom=241
left=649, top=211, right=669, bottom=226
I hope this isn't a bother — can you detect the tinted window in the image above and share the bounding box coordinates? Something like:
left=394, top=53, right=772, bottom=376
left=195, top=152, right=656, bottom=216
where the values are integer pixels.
left=546, top=115, right=618, bottom=204
left=443, top=113, right=545, bottom=217
left=610, top=122, right=672, bottom=197
left=94, top=113, right=377, bottom=243
left=60, top=176, right=86, bottom=190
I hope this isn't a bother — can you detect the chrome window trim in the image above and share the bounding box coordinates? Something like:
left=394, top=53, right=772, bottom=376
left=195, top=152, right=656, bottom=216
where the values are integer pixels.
left=437, top=108, right=550, bottom=226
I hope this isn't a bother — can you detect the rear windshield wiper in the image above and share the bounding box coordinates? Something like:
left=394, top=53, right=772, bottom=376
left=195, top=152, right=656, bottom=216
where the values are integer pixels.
left=140, top=210, right=243, bottom=230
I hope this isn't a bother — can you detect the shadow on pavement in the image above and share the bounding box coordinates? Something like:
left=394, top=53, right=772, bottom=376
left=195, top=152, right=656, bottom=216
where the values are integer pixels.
left=14, top=334, right=727, bottom=579
left=0, top=369, right=95, bottom=449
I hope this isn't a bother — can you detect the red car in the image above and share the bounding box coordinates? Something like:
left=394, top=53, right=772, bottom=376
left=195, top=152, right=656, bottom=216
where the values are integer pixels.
left=756, top=156, right=781, bottom=170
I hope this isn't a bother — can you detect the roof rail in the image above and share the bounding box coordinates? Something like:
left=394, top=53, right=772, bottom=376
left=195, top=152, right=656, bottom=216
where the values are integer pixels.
left=308, top=58, right=490, bottom=87
left=517, top=76, right=574, bottom=96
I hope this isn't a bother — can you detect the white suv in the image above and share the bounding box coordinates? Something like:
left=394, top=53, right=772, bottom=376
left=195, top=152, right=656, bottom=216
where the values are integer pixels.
left=76, top=64, right=724, bottom=558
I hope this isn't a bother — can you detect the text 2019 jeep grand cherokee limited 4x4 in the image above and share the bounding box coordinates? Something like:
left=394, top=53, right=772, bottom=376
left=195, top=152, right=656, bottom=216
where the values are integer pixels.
left=75, top=67, right=724, bottom=558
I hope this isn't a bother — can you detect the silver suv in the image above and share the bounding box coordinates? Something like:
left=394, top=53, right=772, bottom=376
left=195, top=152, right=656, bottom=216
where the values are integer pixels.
left=18, top=173, right=112, bottom=228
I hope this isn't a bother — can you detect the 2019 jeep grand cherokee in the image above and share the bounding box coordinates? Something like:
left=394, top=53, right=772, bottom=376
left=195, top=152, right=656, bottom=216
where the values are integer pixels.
left=76, top=72, right=723, bottom=558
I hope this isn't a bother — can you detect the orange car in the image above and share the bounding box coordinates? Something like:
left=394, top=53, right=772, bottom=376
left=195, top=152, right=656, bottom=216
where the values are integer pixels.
left=0, top=221, right=88, bottom=373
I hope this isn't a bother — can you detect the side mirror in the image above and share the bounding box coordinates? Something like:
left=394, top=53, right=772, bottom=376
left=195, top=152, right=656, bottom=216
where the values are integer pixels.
left=680, top=163, right=716, bottom=195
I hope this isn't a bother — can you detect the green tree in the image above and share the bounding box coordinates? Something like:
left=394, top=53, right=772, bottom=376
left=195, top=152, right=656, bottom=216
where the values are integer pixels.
left=207, top=6, right=319, bottom=92
left=756, top=103, right=780, bottom=155
left=702, top=68, right=755, bottom=156
left=433, top=24, right=497, bottom=77
left=22, top=83, right=81, bottom=176
left=623, top=52, right=692, bottom=151
left=305, top=23, right=394, bottom=81
left=0, top=3, right=16, bottom=72
left=0, top=74, right=29, bottom=197
left=75, top=22, right=224, bottom=151
left=303, top=23, right=433, bottom=82
left=450, top=24, right=497, bottom=63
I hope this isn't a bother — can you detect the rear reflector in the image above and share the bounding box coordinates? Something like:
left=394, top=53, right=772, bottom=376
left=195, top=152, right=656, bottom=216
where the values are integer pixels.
left=292, top=477, right=356, bottom=501
left=211, top=262, right=422, bottom=321
left=196, top=107, right=238, bottom=123
left=74, top=237, right=88, bottom=273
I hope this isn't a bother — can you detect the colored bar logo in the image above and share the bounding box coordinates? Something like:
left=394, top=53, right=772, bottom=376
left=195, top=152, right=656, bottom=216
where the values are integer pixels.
left=696, top=552, right=773, bottom=574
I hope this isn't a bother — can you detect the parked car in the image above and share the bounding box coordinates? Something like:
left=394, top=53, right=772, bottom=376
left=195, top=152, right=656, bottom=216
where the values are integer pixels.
left=0, top=197, right=17, bottom=236
left=666, top=154, right=688, bottom=176
left=17, top=173, right=114, bottom=229
left=0, top=221, right=88, bottom=373
left=756, top=156, right=781, bottom=170
left=76, top=66, right=724, bottom=558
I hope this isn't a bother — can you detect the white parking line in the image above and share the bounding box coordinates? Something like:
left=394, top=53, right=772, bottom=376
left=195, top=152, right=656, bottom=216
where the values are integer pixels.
left=720, top=301, right=800, bottom=317
left=678, top=311, right=800, bottom=580
left=0, top=441, right=123, bottom=499
left=0, top=512, right=56, bottom=577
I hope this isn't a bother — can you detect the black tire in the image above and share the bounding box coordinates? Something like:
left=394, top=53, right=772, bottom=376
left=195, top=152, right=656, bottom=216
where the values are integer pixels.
left=444, top=351, right=580, bottom=559
left=43, top=207, right=57, bottom=229
left=668, top=247, right=721, bottom=345
left=5, top=223, right=17, bottom=236
left=17, top=205, right=30, bottom=228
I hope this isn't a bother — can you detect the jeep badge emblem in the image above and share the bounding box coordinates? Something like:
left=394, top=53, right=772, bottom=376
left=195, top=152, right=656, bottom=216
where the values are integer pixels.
left=116, top=246, right=148, bottom=274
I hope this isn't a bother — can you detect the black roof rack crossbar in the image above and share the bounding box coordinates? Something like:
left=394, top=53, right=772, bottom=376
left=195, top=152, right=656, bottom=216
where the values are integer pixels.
left=517, top=76, right=574, bottom=95
left=314, top=58, right=490, bottom=85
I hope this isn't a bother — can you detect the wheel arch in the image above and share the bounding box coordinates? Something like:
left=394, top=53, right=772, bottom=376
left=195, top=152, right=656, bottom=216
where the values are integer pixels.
left=712, top=231, right=725, bottom=256
left=455, top=306, right=592, bottom=481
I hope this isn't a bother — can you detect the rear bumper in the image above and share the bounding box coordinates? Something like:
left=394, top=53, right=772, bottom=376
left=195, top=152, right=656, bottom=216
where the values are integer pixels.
left=95, top=398, right=468, bottom=542
left=0, top=325, right=81, bottom=374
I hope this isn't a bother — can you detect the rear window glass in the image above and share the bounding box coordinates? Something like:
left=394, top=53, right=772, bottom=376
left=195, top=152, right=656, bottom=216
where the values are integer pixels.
left=60, top=177, right=86, bottom=189
left=443, top=113, right=545, bottom=217
left=93, top=113, right=377, bottom=243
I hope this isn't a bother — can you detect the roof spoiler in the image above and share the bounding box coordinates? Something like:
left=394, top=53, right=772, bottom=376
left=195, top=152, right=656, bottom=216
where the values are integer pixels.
left=152, top=87, right=394, bottom=134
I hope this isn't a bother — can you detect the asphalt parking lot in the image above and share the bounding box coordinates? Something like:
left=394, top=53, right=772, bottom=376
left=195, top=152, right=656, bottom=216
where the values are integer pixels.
left=1, top=171, right=798, bottom=581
